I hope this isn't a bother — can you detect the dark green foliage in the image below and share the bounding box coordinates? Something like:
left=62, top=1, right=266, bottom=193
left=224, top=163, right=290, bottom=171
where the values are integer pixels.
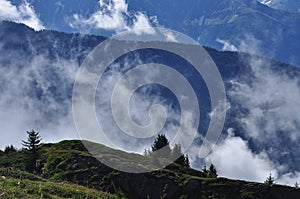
left=0, top=168, right=43, bottom=181
left=295, top=182, right=299, bottom=189
left=202, top=164, right=208, bottom=176
left=150, top=136, right=190, bottom=167
left=4, top=145, right=17, bottom=154
left=22, top=130, right=42, bottom=173
left=265, top=173, right=275, bottom=186
left=22, top=130, right=42, bottom=151
left=184, top=154, right=190, bottom=168
left=171, top=144, right=188, bottom=167
left=47, top=140, right=88, bottom=151
left=151, top=134, right=171, bottom=158
left=208, top=164, right=218, bottom=178
left=0, top=150, right=27, bottom=170
left=171, top=144, right=182, bottom=158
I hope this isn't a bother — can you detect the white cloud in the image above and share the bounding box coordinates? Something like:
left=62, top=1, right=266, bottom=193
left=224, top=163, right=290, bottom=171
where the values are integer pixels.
left=161, top=29, right=178, bottom=42
left=221, top=34, right=300, bottom=186
left=0, top=0, right=19, bottom=19
left=259, top=0, right=289, bottom=10
left=69, top=0, right=155, bottom=35
left=70, top=0, right=129, bottom=31
left=0, top=0, right=44, bottom=31
left=216, top=38, right=238, bottom=52
left=131, top=12, right=155, bottom=35
left=259, top=0, right=273, bottom=6
left=0, top=48, right=79, bottom=149
left=238, top=34, right=262, bottom=55
left=88, top=61, right=199, bottom=154
left=205, top=128, right=278, bottom=182
left=277, top=172, right=300, bottom=186
left=229, top=56, right=300, bottom=141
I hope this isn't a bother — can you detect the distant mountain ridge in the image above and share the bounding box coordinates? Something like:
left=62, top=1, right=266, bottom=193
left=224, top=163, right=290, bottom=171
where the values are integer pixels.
left=128, top=0, right=300, bottom=66
left=260, top=0, right=300, bottom=12
left=6, top=0, right=299, bottom=66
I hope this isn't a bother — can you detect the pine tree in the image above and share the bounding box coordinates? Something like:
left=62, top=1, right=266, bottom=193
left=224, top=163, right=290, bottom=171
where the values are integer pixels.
left=264, top=173, right=275, bottom=186
left=4, top=145, right=17, bottom=154
left=208, top=163, right=218, bottom=178
left=202, top=164, right=209, bottom=177
left=184, top=154, right=190, bottom=168
left=151, top=134, right=171, bottom=158
left=22, top=130, right=41, bottom=151
left=144, top=149, right=150, bottom=156
left=22, top=130, right=42, bottom=173
left=171, top=144, right=190, bottom=167
left=295, top=182, right=299, bottom=189
left=171, top=144, right=185, bottom=164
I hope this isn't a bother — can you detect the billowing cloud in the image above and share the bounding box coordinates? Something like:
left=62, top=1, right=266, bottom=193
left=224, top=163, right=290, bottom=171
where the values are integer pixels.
left=238, top=34, right=262, bottom=55
left=205, top=128, right=278, bottom=182
left=277, top=172, right=300, bottom=186
left=88, top=60, right=199, bottom=153
left=69, top=0, right=155, bottom=35
left=229, top=54, right=300, bottom=142
left=0, top=0, right=44, bottom=31
left=218, top=33, right=300, bottom=185
left=0, top=46, right=79, bottom=149
left=0, top=32, right=198, bottom=157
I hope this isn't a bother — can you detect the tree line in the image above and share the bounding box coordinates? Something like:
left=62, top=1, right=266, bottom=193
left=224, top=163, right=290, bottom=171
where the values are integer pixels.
left=145, top=133, right=218, bottom=178
left=3, top=131, right=219, bottom=178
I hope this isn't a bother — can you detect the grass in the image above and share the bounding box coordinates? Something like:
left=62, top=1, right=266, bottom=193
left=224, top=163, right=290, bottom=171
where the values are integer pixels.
left=0, top=175, right=121, bottom=199
left=0, top=158, right=124, bottom=198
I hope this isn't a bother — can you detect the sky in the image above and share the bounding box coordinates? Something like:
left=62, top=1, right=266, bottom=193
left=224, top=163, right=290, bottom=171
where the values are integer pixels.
left=0, top=0, right=300, bottom=186
left=0, top=0, right=155, bottom=34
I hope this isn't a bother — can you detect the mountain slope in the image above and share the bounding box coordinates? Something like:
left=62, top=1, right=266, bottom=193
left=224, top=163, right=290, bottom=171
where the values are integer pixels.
left=260, top=0, right=300, bottom=12
left=4, top=0, right=299, bottom=66
left=128, top=0, right=300, bottom=66
left=1, top=140, right=300, bottom=199
left=1, top=20, right=300, bottom=178
left=0, top=168, right=120, bottom=198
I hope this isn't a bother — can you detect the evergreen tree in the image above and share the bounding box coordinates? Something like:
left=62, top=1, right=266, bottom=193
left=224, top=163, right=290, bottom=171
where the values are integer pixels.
left=143, top=149, right=150, bottom=156
left=22, top=130, right=41, bottom=151
left=295, top=182, right=299, bottom=189
left=208, top=163, right=218, bottom=178
left=22, top=130, right=42, bottom=173
left=184, top=154, right=190, bottom=168
left=4, top=145, right=17, bottom=154
left=264, top=173, right=275, bottom=186
left=202, top=164, right=209, bottom=177
left=151, top=134, right=171, bottom=158
left=171, top=144, right=190, bottom=167
left=172, top=144, right=185, bottom=164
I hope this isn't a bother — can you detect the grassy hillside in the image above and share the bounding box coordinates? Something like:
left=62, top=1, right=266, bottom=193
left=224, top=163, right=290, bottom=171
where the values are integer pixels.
left=0, top=169, right=121, bottom=198
left=0, top=140, right=300, bottom=199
